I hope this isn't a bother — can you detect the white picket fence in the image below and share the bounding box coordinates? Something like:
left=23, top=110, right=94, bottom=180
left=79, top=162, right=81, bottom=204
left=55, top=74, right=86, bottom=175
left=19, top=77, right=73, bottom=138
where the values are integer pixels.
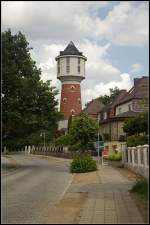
left=122, top=144, right=149, bottom=179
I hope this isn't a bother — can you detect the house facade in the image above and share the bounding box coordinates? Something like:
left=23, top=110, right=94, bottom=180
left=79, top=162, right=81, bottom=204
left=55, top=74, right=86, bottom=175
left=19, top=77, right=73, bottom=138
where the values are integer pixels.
left=98, top=76, right=148, bottom=152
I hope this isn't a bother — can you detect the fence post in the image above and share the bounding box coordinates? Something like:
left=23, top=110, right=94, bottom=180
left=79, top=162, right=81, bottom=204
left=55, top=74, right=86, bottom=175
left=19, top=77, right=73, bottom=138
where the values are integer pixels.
left=131, top=147, right=136, bottom=167
left=28, top=146, right=31, bottom=155
left=137, top=145, right=141, bottom=168
left=143, top=144, right=149, bottom=178
left=121, top=143, right=127, bottom=164
left=128, top=147, right=131, bottom=165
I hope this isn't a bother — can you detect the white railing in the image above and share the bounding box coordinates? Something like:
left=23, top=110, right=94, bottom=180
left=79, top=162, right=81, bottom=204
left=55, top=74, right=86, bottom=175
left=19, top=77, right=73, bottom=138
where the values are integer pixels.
left=122, top=144, right=149, bottom=179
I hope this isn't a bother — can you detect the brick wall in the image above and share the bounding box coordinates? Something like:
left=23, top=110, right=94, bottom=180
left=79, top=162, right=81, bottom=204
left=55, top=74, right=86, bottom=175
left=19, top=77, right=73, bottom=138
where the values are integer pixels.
left=60, top=83, right=82, bottom=119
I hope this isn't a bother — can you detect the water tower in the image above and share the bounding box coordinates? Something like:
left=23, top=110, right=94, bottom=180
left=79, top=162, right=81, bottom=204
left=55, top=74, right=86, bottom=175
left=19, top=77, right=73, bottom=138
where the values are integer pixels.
left=55, top=41, right=87, bottom=129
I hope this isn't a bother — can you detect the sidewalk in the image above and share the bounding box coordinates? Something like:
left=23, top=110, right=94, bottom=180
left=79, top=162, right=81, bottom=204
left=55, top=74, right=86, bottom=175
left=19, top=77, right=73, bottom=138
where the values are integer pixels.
left=68, top=165, right=144, bottom=224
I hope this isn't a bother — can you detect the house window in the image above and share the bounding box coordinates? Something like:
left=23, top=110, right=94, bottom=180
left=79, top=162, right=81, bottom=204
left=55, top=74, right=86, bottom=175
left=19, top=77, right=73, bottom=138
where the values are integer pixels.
left=104, top=112, right=107, bottom=119
left=58, top=60, right=60, bottom=74
left=66, top=57, right=70, bottom=73
left=118, top=107, right=122, bottom=114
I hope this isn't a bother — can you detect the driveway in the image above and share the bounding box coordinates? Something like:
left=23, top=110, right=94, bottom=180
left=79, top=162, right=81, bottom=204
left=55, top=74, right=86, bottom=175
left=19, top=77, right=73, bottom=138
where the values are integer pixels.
left=1, top=154, right=73, bottom=224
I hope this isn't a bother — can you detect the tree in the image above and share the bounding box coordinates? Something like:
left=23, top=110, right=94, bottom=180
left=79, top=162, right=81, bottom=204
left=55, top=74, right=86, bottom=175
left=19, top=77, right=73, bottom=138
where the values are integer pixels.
left=69, top=113, right=99, bottom=152
left=2, top=29, right=62, bottom=147
left=98, top=87, right=121, bottom=105
left=123, top=112, right=148, bottom=136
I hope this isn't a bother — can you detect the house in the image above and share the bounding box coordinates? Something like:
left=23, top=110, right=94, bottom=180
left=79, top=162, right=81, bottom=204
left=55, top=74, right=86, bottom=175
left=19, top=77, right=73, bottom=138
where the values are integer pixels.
left=98, top=76, right=149, bottom=152
left=115, top=76, right=148, bottom=115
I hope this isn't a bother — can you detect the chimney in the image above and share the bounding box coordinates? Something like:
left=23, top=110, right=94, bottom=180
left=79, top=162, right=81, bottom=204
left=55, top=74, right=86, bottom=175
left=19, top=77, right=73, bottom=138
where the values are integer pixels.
left=134, top=78, right=140, bottom=86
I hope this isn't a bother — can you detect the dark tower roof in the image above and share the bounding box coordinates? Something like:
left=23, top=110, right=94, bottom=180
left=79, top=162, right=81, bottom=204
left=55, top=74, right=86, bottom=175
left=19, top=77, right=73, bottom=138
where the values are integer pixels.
left=60, top=41, right=83, bottom=56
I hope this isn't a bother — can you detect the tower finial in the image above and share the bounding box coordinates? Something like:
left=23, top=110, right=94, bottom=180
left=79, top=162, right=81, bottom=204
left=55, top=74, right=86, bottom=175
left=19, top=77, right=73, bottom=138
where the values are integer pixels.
left=69, top=41, right=74, bottom=45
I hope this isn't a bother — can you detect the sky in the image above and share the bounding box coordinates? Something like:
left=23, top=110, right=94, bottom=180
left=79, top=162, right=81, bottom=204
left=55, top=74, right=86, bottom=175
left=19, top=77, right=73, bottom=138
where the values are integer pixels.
left=2, top=1, right=149, bottom=108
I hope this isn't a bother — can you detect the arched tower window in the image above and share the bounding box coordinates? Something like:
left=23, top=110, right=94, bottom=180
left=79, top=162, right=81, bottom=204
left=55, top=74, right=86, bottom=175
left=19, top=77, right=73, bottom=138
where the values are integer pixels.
left=70, top=109, right=75, bottom=115
left=63, top=98, right=67, bottom=103
left=70, top=85, right=75, bottom=90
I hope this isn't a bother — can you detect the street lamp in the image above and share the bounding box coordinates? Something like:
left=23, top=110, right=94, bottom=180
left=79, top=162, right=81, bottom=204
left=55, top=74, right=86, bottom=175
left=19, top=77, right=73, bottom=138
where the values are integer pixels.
left=40, top=132, right=45, bottom=150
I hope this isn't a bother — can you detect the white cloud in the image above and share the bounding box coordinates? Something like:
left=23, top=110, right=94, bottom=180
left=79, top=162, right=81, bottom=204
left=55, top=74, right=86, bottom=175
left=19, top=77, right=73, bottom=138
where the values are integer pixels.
left=130, top=63, right=142, bottom=74
left=97, top=2, right=149, bottom=46
left=2, top=1, right=147, bottom=109
left=2, top=2, right=149, bottom=46
left=31, top=40, right=132, bottom=109
left=82, top=73, right=132, bottom=107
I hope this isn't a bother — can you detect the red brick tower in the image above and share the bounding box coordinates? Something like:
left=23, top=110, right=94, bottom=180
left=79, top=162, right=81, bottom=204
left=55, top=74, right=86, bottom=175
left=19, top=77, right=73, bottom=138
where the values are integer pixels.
left=55, top=42, right=87, bottom=129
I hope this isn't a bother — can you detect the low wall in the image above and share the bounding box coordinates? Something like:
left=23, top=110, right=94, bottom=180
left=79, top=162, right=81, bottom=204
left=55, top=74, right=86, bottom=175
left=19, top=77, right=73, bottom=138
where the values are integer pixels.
left=2, top=145, right=81, bottom=159
left=122, top=145, right=149, bottom=179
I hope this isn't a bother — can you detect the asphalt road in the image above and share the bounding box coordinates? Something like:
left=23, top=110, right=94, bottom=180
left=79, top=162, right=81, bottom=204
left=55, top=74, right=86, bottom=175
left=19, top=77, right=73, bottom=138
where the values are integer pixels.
left=1, top=154, right=73, bottom=224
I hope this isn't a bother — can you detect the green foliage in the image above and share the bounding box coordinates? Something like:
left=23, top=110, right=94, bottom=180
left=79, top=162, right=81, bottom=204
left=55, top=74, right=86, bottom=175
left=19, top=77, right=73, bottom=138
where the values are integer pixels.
left=130, top=179, right=148, bottom=199
left=54, top=134, right=71, bottom=146
left=68, top=115, right=73, bottom=132
left=98, top=87, right=121, bottom=105
left=107, top=152, right=122, bottom=161
left=123, top=112, right=148, bottom=136
left=70, top=154, right=97, bottom=173
left=127, top=135, right=148, bottom=147
left=69, top=113, right=98, bottom=152
left=2, top=29, right=62, bottom=147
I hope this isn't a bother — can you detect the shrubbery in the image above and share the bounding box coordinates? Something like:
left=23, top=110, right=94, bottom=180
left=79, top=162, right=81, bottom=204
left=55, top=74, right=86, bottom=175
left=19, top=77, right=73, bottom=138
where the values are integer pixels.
left=106, top=152, right=122, bottom=161
left=127, top=135, right=148, bottom=147
left=54, top=134, right=71, bottom=146
left=70, top=154, right=97, bottom=173
left=130, top=179, right=148, bottom=199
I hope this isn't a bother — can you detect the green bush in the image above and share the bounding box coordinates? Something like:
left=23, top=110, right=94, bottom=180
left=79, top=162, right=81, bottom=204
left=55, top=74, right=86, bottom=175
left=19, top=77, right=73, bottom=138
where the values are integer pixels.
left=127, top=135, right=148, bottom=147
left=68, top=143, right=81, bottom=151
left=70, top=154, right=97, bottom=173
left=107, top=152, right=122, bottom=161
left=54, top=134, right=71, bottom=146
left=130, top=179, right=148, bottom=199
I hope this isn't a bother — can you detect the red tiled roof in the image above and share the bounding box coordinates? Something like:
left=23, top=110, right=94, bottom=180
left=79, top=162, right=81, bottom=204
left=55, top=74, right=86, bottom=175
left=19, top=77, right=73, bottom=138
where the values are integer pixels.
left=82, top=99, right=104, bottom=114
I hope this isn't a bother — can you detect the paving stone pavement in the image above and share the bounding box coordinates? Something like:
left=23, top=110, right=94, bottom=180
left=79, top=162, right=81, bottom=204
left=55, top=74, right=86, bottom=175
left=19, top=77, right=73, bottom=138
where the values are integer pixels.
left=77, top=165, right=144, bottom=224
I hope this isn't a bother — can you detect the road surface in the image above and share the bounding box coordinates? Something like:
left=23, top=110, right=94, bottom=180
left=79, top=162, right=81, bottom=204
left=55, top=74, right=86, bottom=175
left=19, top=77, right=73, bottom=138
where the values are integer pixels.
left=1, top=154, right=72, bottom=224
